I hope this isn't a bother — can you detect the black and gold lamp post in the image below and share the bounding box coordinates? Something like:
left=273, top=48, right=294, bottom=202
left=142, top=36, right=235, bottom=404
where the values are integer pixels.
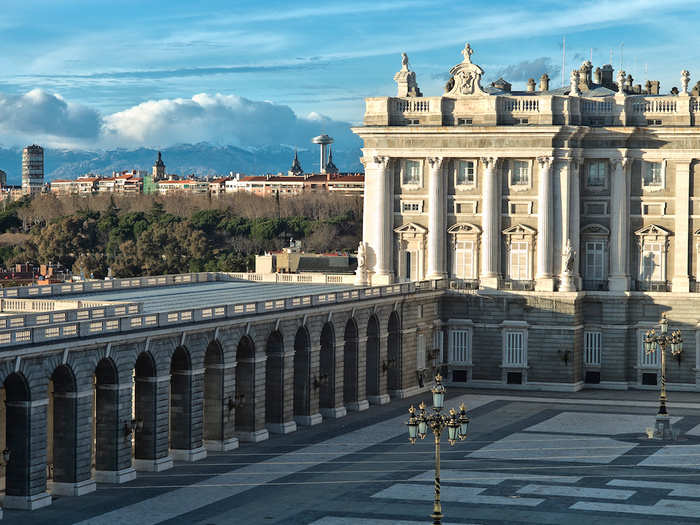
left=406, top=374, right=470, bottom=525
left=644, top=314, right=683, bottom=439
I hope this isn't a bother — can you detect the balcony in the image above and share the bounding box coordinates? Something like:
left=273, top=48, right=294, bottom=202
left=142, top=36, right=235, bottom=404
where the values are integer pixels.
left=635, top=280, right=671, bottom=292
left=582, top=279, right=609, bottom=291
left=501, top=279, right=535, bottom=291
left=449, top=279, right=479, bottom=291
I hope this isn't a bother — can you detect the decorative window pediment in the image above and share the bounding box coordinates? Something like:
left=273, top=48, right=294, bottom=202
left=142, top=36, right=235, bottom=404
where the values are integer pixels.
left=581, top=223, right=610, bottom=237
left=448, top=223, right=481, bottom=235
left=394, top=222, right=427, bottom=235
left=634, top=224, right=670, bottom=239
left=502, top=224, right=536, bottom=237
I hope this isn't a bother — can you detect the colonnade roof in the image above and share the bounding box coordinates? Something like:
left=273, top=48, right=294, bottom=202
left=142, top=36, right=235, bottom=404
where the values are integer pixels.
left=60, top=281, right=354, bottom=314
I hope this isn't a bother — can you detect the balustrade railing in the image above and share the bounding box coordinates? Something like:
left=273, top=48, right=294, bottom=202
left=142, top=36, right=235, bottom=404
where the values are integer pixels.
left=499, top=98, right=539, bottom=112
left=631, top=98, right=677, bottom=114
left=581, top=99, right=614, bottom=114
left=0, top=280, right=425, bottom=349
left=393, top=98, right=431, bottom=113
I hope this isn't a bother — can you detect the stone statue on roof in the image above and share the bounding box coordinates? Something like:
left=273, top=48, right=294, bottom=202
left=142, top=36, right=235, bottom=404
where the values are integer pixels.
left=394, top=52, right=422, bottom=97
left=445, top=42, right=486, bottom=97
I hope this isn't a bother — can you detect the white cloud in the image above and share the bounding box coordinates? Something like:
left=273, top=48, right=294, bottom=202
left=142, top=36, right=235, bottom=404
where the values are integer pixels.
left=101, top=93, right=357, bottom=149
left=0, top=89, right=358, bottom=150
left=0, top=89, right=101, bottom=146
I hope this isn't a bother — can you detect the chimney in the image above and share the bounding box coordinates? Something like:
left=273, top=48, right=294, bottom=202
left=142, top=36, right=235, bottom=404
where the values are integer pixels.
left=594, top=67, right=602, bottom=85
left=526, top=78, right=536, bottom=92
left=649, top=80, right=660, bottom=95
left=539, top=73, right=550, bottom=92
left=600, top=64, right=614, bottom=89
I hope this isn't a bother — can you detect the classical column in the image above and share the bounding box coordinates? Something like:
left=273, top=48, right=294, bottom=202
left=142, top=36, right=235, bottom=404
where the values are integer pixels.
left=609, top=157, right=631, bottom=291
left=559, top=158, right=580, bottom=292
left=363, top=155, right=393, bottom=282
left=536, top=156, right=555, bottom=291
left=673, top=161, right=691, bottom=292
left=426, top=157, right=447, bottom=280
left=479, top=157, right=500, bottom=289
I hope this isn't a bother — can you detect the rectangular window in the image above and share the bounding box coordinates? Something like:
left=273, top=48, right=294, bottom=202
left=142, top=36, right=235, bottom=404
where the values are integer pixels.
left=401, top=201, right=421, bottom=213
left=585, top=241, right=606, bottom=280
left=510, top=160, right=530, bottom=186
left=509, top=241, right=529, bottom=280
left=449, top=329, right=472, bottom=365
left=643, top=161, right=663, bottom=187
left=456, top=161, right=475, bottom=186
left=640, top=242, right=663, bottom=281
left=403, top=160, right=422, bottom=186
left=584, top=330, right=602, bottom=366
left=587, top=161, right=607, bottom=188
left=433, top=330, right=444, bottom=362
left=458, top=118, right=473, bottom=125
left=640, top=332, right=660, bottom=368
left=453, top=240, right=475, bottom=279
left=584, top=202, right=607, bottom=215
left=416, top=333, right=426, bottom=370
left=504, top=331, right=527, bottom=367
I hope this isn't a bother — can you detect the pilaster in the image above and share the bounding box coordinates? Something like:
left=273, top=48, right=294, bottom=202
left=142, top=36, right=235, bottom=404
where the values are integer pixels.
left=426, top=157, right=447, bottom=280
left=609, top=157, right=631, bottom=291
left=363, top=155, right=393, bottom=280
left=536, top=156, right=555, bottom=291
left=673, top=161, right=691, bottom=292
left=480, top=156, right=500, bottom=289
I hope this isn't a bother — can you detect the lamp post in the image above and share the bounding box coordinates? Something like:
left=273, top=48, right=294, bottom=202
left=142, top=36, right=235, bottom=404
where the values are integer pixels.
left=644, top=314, right=683, bottom=440
left=406, top=374, right=470, bottom=525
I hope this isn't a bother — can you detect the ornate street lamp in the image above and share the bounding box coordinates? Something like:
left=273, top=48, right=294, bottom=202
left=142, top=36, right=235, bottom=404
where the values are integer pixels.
left=644, top=313, right=683, bottom=439
left=406, top=374, right=470, bottom=525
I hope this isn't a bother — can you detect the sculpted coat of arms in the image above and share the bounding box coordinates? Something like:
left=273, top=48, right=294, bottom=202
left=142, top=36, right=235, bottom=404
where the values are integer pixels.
left=445, top=43, right=486, bottom=97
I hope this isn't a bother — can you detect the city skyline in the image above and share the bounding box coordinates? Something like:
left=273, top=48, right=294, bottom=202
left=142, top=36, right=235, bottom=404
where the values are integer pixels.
left=1, top=0, right=700, bottom=150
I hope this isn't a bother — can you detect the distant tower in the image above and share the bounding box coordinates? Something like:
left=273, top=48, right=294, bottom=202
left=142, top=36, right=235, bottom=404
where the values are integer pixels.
left=324, top=147, right=338, bottom=175
left=153, top=151, right=166, bottom=181
left=22, top=145, right=44, bottom=195
left=0, top=169, right=6, bottom=187
left=311, top=135, right=334, bottom=174
left=288, top=150, right=303, bottom=176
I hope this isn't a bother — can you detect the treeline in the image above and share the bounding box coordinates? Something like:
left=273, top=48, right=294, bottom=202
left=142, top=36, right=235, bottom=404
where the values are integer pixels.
left=0, top=192, right=362, bottom=278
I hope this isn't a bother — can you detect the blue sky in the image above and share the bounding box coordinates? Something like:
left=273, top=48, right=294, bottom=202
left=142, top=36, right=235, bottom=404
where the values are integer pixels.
left=1, top=0, right=699, bottom=149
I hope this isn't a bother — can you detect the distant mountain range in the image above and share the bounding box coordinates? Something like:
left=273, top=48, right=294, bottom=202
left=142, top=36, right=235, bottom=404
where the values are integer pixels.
left=0, top=143, right=364, bottom=184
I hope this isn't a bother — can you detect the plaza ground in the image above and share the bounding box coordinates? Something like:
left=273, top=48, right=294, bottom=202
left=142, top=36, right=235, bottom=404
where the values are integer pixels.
left=11, top=388, right=700, bottom=525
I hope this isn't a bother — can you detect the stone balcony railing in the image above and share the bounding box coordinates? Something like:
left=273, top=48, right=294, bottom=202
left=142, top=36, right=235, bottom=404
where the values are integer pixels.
left=364, top=93, right=700, bottom=128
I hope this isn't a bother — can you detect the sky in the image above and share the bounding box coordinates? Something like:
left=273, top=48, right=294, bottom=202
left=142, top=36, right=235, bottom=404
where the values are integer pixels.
left=1, top=0, right=699, bottom=150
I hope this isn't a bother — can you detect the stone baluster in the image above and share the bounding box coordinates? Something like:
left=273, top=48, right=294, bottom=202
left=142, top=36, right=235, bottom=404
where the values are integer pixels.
left=609, top=158, right=631, bottom=291
left=426, top=157, right=446, bottom=280
left=536, top=156, right=555, bottom=291
left=479, top=157, right=500, bottom=289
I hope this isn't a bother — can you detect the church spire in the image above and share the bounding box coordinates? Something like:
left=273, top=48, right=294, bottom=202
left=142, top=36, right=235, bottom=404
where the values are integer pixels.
left=288, top=149, right=303, bottom=176
left=325, top=147, right=338, bottom=174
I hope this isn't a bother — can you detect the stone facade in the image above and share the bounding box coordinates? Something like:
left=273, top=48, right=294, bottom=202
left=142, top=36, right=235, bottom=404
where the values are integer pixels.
left=353, top=43, right=700, bottom=392
left=0, top=280, right=440, bottom=513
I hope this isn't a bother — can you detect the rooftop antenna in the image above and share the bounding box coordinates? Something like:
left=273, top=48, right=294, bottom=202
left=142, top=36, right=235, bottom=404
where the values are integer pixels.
left=590, top=48, right=593, bottom=63
left=561, top=36, right=566, bottom=88
left=610, top=48, right=613, bottom=66
left=620, top=42, right=624, bottom=71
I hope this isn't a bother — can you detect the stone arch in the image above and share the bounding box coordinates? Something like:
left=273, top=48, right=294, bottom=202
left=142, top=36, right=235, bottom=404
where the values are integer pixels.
left=366, top=314, right=381, bottom=400
left=265, top=331, right=285, bottom=428
left=93, top=357, right=120, bottom=479
left=343, top=318, right=359, bottom=407
left=170, top=346, right=196, bottom=458
left=203, top=340, right=226, bottom=448
left=388, top=311, right=402, bottom=393
left=293, top=326, right=312, bottom=420
left=319, top=322, right=335, bottom=413
left=235, top=335, right=256, bottom=433
left=47, top=364, right=77, bottom=488
left=4, top=372, right=34, bottom=502
left=133, top=350, right=173, bottom=471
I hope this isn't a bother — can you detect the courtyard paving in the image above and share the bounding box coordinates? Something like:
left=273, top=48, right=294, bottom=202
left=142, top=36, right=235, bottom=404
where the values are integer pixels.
left=10, top=388, right=700, bottom=524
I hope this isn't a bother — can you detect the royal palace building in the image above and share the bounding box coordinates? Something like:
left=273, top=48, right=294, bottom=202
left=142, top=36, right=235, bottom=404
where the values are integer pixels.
left=353, top=43, right=700, bottom=391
